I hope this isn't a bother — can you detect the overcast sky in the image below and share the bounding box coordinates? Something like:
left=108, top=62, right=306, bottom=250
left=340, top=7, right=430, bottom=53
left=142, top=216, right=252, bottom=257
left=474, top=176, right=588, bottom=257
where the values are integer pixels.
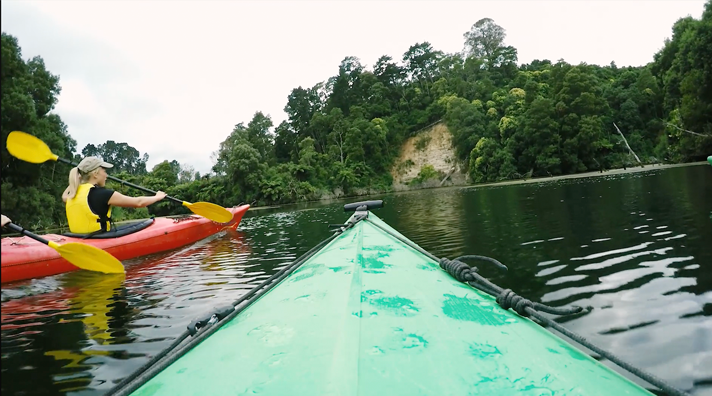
left=1, top=0, right=706, bottom=174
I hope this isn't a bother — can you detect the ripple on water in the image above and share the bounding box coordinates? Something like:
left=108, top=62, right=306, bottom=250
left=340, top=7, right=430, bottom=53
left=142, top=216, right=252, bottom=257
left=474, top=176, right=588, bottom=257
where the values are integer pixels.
left=2, top=166, right=711, bottom=395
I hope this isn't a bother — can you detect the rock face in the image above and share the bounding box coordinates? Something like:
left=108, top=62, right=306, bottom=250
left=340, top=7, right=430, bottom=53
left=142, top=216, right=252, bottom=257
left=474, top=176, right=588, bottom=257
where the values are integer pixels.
left=390, top=122, right=467, bottom=189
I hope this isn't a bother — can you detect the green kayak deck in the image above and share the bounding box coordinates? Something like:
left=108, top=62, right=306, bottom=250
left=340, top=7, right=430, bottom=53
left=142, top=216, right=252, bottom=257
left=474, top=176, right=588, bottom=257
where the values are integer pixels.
left=130, top=209, right=654, bottom=395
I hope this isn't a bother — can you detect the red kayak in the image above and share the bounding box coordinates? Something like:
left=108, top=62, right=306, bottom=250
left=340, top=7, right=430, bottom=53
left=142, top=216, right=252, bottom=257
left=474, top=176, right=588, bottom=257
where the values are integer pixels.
left=1, top=205, right=250, bottom=284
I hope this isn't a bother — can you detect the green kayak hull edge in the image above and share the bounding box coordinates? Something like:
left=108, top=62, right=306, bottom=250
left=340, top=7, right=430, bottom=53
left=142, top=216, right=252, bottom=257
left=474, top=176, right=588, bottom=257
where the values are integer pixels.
left=130, top=211, right=655, bottom=396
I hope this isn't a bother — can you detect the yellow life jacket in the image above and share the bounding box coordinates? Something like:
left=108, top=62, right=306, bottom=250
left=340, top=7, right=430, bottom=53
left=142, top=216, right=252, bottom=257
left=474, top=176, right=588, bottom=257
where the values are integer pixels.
left=66, top=183, right=113, bottom=234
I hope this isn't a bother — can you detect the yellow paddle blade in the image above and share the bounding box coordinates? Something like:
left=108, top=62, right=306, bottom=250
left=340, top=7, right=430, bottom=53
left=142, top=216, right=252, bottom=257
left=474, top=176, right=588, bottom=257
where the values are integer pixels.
left=6, top=131, right=59, bottom=164
left=48, top=241, right=125, bottom=274
left=182, top=201, right=233, bottom=223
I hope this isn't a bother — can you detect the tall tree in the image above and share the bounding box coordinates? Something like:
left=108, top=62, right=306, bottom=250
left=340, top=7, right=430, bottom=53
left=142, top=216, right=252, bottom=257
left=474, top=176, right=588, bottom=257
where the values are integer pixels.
left=1, top=33, right=76, bottom=228
left=81, top=140, right=149, bottom=174
left=463, top=18, right=506, bottom=61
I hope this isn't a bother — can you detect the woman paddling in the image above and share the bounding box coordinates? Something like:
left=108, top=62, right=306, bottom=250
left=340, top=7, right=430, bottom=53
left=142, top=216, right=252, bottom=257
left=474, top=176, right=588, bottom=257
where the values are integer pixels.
left=63, top=156, right=167, bottom=234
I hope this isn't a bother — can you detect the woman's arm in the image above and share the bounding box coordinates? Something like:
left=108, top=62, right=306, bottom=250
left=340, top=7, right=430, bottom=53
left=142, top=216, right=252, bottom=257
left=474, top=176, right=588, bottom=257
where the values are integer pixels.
left=62, top=187, right=71, bottom=203
left=108, top=191, right=167, bottom=208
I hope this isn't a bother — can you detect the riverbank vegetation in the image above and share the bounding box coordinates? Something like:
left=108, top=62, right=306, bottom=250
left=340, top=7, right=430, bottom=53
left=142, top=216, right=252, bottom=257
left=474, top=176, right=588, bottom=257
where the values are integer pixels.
left=2, top=2, right=711, bottom=228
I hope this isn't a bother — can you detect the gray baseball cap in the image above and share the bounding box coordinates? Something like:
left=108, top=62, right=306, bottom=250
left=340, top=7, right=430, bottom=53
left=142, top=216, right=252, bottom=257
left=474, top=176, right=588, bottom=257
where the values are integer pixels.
left=77, top=156, right=113, bottom=173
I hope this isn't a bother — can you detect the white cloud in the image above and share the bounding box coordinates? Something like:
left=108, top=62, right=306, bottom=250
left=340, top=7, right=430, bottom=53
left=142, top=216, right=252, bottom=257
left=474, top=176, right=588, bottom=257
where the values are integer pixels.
left=55, top=79, right=106, bottom=119
left=1, top=0, right=707, bottom=174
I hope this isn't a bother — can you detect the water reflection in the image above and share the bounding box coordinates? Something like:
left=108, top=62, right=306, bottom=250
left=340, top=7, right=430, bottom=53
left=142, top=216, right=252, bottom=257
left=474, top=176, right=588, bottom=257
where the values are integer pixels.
left=384, top=188, right=468, bottom=260
left=1, top=164, right=711, bottom=395
left=2, top=230, right=254, bottom=395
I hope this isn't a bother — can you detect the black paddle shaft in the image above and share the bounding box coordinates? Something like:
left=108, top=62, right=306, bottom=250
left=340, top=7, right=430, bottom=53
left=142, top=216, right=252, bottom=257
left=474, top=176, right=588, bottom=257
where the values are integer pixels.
left=57, top=158, right=183, bottom=204
left=3, top=223, right=50, bottom=246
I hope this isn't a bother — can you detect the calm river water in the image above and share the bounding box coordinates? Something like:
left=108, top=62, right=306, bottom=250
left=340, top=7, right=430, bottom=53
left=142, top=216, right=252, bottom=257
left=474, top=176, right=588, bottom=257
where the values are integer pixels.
left=2, top=164, right=711, bottom=396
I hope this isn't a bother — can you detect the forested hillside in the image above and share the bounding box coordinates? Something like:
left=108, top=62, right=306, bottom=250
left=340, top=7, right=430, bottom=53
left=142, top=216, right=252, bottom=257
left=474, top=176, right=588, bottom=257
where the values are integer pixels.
left=2, top=3, right=711, bottom=229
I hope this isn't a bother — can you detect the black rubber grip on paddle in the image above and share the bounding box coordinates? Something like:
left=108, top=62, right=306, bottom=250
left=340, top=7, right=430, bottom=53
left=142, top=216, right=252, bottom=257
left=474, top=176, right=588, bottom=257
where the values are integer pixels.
left=344, top=200, right=384, bottom=212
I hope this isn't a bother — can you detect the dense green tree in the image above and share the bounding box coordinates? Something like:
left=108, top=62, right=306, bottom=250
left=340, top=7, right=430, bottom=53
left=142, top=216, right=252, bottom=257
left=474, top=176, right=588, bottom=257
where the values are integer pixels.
left=651, top=1, right=712, bottom=161
left=3, top=6, right=711, bottom=228
left=1, top=33, right=75, bottom=229
left=463, top=18, right=506, bottom=62
left=81, top=140, right=148, bottom=174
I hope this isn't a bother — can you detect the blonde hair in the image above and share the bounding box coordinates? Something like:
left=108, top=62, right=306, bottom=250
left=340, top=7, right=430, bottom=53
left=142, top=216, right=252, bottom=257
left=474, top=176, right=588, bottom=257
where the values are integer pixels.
left=64, top=167, right=101, bottom=200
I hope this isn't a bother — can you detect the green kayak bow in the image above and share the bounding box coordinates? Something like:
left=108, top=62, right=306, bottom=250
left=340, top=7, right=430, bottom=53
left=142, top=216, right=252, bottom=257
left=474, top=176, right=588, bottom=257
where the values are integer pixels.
left=108, top=200, right=688, bottom=396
